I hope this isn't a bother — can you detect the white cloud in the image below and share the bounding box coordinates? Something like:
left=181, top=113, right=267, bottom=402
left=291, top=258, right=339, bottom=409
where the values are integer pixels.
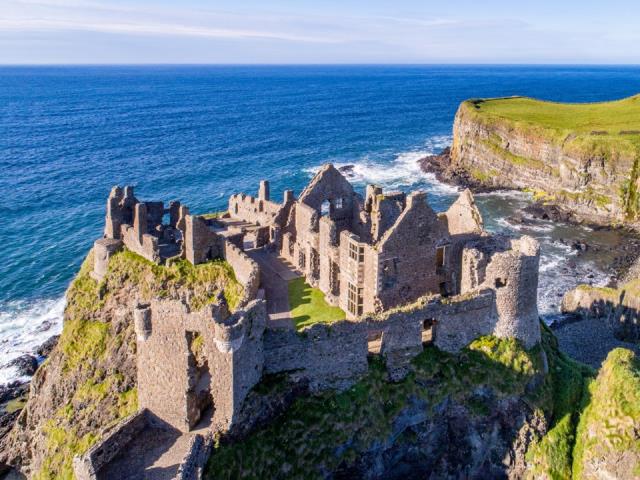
left=0, top=18, right=343, bottom=43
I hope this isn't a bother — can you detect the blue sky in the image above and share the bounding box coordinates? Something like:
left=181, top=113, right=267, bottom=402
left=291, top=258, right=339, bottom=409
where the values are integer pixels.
left=3, top=0, right=640, bottom=64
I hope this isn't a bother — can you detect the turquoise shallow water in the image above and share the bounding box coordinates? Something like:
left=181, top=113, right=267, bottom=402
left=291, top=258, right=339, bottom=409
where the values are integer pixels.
left=1, top=65, right=639, bottom=383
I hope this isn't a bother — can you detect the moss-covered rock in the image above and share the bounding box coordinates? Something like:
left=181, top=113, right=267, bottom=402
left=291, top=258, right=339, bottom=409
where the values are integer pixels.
left=572, top=348, right=640, bottom=479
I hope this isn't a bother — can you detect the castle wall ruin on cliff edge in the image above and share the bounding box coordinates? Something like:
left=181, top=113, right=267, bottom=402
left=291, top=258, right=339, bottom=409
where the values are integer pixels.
left=77, top=165, right=542, bottom=477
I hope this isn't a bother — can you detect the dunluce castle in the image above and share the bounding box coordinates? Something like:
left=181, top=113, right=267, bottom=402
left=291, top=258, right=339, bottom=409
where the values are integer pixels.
left=76, top=164, right=541, bottom=479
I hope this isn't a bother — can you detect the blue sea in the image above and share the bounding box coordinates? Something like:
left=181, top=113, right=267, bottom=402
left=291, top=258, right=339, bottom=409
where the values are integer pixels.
left=2, top=65, right=640, bottom=384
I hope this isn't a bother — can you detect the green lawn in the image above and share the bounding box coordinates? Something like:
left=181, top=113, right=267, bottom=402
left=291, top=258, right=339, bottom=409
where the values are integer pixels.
left=469, top=95, right=640, bottom=135
left=288, top=277, right=346, bottom=331
left=463, top=95, right=640, bottom=159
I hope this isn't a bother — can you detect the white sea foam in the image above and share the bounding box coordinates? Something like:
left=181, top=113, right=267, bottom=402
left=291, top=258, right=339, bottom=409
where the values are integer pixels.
left=0, top=297, right=65, bottom=386
left=305, top=135, right=459, bottom=196
left=476, top=189, right=530, bottom=200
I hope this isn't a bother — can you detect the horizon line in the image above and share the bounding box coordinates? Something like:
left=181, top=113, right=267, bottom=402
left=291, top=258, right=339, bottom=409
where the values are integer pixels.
left=2, top=62, right=640, bottom=67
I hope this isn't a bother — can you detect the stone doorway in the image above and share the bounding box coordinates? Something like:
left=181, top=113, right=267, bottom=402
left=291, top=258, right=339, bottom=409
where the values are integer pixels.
left=185, top=331, right=213, bottom=430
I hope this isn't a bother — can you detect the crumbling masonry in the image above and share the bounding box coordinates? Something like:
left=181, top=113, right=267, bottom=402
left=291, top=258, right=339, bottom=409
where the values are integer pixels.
left=78, top=165, right=542, bottom=478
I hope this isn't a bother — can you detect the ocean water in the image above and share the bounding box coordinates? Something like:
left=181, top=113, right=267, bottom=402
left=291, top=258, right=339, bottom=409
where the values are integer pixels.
left=2, top=65, right=640, bottom=385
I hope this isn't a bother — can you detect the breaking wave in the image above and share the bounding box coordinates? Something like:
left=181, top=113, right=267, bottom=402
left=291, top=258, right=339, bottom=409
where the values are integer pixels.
left=304, top=135, right=459, bottom=200
left=0, top=297, right=65, bottom=386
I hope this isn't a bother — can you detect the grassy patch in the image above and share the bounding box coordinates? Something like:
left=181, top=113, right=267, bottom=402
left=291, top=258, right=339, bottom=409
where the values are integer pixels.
left=462, top=96, right=640, bottom=174
left=572, top=348, right=640, bottom=478
left=105, top=250, right=244, bottom=311
left=525, top=323, right=594, bottom=479
left=469, top=167, right=498, bottom=183
left=205, top=336, right=543, bottom=479
left=288, top=277, right=346, bottom=330
left=34, top=421, right=99, bottom=480
left=201, top=211, right=228, bottom=219
left=5, top=395, right=27, bottom=414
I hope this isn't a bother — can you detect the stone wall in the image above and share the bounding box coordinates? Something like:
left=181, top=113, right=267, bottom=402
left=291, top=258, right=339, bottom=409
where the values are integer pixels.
left=175, top=434, right=213, bottom=480
left=375, top=192, right=450, bottom=309
left=460, top=235, right=541, bottom=348
left=184, top=214, right=221, bottom=265
left=428, top=290, right=497, bottom=353
left=91, top=238, right=122, bottom=282
left=228, top=192, right=282, bottom=227
left=72, top=410, right=148, bottom=480
left=120, top=222, right=161, bottom=264
left=104, top=186, right=137, bottom=240
left=134, top=298, right=266, bottom=433
left=221, top=241, right=260, bottom=304
left=264, top=321, right=369, bottom=391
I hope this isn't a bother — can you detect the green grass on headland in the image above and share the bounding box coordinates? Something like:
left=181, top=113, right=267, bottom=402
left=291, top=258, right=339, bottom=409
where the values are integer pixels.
left=467, top=95, right=640, bottom=139
left=288, top=277, right=346, bottom=331
left=572, top=348, right=640, bottom=478
left=463, top=95, right=640, bottom=160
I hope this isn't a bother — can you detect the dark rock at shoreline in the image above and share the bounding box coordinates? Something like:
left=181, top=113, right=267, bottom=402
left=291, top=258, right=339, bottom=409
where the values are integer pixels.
left=0, top=382, right=28, bottom=406
left=522, top=202, right=577, bottom=224
left=337, top=164, right=355, bottom=177
left=5, top=355, right=37, bottom=378
left=36, top=335, right=59, bottom=358
left=418, top=147, right=498, bottom=193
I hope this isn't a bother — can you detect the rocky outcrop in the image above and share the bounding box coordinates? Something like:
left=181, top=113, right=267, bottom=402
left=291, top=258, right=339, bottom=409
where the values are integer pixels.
left=562, top=280, right=640, bottom=343
left=444, top=98, right=640, bottom=228
left=0, top=248, right=243, bottom=478
left=334, top=395, right=546, bottom=480
left=572, top=348, right=640, bottom=480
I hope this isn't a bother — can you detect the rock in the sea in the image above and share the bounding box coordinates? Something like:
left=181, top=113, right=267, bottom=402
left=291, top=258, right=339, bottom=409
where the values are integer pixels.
left=337, top=164, right=355, bottom=176
left=36, top=335, right=59, bottom=358
left=6, top=355, right=38, bottom=377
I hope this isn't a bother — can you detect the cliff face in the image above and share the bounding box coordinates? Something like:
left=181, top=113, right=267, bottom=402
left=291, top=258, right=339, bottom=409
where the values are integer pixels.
left=450, top=97, right=640, bottom=227
left=205, top=328, right=598, bottom=480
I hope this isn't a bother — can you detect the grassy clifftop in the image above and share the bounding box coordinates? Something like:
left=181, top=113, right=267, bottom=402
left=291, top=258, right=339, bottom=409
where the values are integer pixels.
left=452, top=95, right=640, bottom=224
left=461, top=95, right=640, bottom=160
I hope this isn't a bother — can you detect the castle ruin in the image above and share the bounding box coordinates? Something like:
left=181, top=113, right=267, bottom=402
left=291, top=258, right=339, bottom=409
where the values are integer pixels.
left=77, top=165, right=542, bottom=479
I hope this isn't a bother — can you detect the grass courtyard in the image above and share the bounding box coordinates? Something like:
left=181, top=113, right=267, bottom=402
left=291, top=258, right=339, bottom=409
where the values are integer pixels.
left=288, top=277, right=346, bottom=331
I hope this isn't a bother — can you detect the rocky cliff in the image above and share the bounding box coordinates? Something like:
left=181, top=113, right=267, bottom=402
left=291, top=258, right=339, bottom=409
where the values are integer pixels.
left=206, top=326, right=602, bottom=479
left=447, top=96, right=640, bottom=227
left=0, top=249, right=242, bottom=478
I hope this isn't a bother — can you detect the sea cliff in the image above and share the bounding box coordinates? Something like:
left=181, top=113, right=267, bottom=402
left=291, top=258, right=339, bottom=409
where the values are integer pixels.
left=440, top=96, right=640, bottom=228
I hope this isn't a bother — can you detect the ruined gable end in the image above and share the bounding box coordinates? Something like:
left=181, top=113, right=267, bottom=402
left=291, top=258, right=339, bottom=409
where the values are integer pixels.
left=298, top=164, right=357, bottom=214
left=445, top=189, right=483, bottom=235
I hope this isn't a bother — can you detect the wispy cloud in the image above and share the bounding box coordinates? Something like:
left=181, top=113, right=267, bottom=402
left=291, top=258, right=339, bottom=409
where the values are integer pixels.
left=0, top=19, right=343, bottom=43
left=2, top=0, right=349, bottom=43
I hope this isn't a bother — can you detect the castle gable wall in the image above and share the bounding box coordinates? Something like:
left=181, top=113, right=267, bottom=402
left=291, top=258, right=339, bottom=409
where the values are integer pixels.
left=376, top=192, right=450, bottom=309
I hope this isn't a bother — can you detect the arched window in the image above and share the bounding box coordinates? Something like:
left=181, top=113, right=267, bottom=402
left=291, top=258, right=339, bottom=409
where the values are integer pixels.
left=320, top=199, right=331, bottom=216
